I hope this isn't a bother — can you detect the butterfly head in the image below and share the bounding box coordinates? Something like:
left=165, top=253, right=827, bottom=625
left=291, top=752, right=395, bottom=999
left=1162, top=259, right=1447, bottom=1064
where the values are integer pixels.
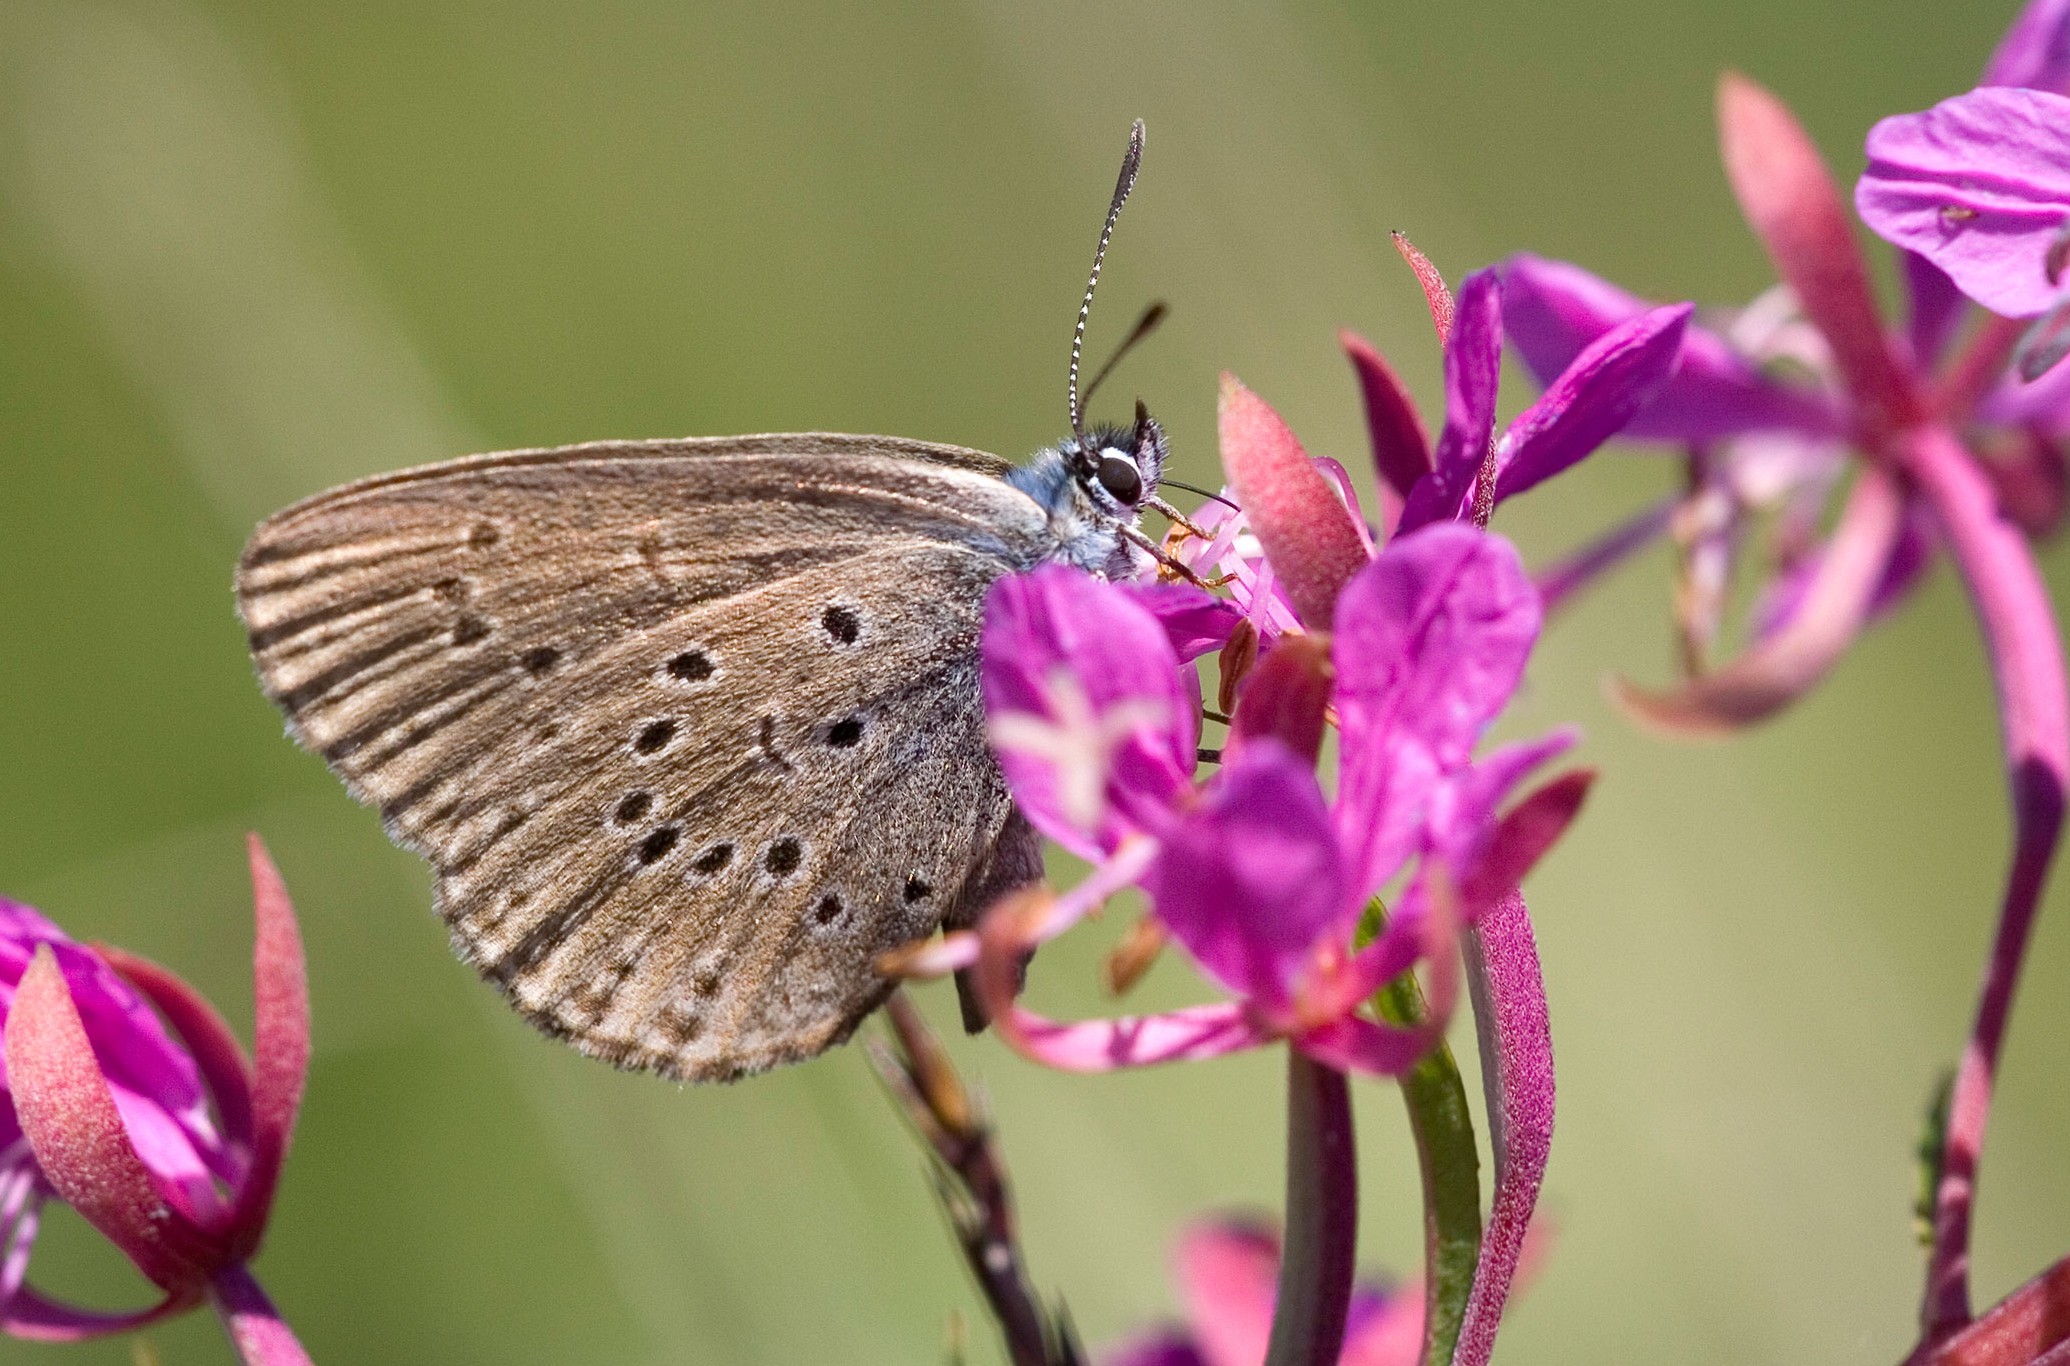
left=1062, top=400, right=1168, bottom=518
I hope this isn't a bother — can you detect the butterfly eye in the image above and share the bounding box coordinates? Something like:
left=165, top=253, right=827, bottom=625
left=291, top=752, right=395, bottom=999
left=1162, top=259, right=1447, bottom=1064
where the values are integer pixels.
left=1097, top=451, right=1144, bottom=504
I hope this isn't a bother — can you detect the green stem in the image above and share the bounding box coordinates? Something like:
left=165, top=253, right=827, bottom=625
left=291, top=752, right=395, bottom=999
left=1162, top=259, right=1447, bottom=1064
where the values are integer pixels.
left=1262, top=1051, right=1357, bottom=1366
left=1365, top=902, right=1482, bottom=1366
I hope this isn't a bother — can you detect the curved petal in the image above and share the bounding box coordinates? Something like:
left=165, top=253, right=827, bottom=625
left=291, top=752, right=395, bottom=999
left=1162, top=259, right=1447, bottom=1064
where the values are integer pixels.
left=1340, top=328, right=1433, bottom=509
left=1457, top=770, right=1597, bottom=916
left=982, top=567, right=1196, bottom=857
left=1614, top=467, right=1907, bottom=735
left=1218, top=375, right=1371, bottom=628
left=228, top=836, right=308, bottom=1258
left=0, top=1283, right=185, bottom=1343
left=1143, top=742, right=1347, bottom=1010
left=1495, top=305, right=1694, bottom=502
left=0, top=916, right=221, bottom=1198
left=210, top=1263, right=315, bottom=1366
left=1502, top=256, right=1842, bottom=440
left=94, top=946, right=255, bottom=1197
left=1333, top=525, right=1542, bottom=898
left=1718, top=71, right=1919, bottom=432
left=1984, top=0, right=2070, bottom=93
left=1858, top=88, right=2070, bottom=319
left=991, top=998, right=1267, bottom=1073
left=3, top=949, right=219, bottom=1293
left=1399, top=271, right=1504, bottom=533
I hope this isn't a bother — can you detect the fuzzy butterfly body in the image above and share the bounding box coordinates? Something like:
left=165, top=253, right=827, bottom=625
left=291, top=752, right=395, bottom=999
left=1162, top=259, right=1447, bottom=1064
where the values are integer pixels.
left=236, top=427, right=1169, bottom=1080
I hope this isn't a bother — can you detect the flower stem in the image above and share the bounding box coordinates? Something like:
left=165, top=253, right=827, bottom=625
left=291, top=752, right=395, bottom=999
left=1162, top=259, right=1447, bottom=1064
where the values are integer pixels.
left=1367, top=904, right=1482, bottom=1366
left=1901, top=424, right=2069, bottom=1344
left=209, top=1264, right=313, bottom=1366
left=1262, top=1051, right=1357, bottom=1366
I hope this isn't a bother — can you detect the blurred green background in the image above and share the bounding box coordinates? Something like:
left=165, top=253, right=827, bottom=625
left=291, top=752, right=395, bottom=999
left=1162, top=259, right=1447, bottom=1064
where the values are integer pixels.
left=0, top=0, right=2063, bottom=1361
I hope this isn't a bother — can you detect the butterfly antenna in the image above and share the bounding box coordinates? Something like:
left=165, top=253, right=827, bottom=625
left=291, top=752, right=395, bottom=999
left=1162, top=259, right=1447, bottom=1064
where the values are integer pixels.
left=1067, top=119, right=1146, bottom=471
left=1079, top=301, right=1167, bottom=412
left=1155, top=475, right=1241, bottom=513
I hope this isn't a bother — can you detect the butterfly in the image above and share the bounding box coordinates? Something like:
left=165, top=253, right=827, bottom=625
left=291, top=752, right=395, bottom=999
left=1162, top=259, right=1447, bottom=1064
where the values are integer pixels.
left=235, top=121, right=1205, bottom=1081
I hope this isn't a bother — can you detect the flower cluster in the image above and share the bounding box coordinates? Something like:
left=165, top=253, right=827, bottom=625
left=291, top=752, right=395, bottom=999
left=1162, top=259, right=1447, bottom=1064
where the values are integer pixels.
left=913, top=291, right=1682, bottom=1358
left=1471, top=4, right=2070, bottom=1351
left=0, top=838, right=312, bottom=1365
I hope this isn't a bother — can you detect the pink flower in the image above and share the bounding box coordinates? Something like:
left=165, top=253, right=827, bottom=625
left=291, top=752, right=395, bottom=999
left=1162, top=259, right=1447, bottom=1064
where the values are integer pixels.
left=971, top=522, right=1583, bottom=1081
left=1104, top=1219, right=1421, bottom=1366
left=0, top=837, right=313, bottom=1365
left=1483, top=27, right=2070, bottom=1350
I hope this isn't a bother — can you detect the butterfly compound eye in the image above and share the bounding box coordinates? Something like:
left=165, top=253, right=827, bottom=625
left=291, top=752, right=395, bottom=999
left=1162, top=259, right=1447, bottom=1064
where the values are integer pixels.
left=1097, top=451, right=1144, bottom=504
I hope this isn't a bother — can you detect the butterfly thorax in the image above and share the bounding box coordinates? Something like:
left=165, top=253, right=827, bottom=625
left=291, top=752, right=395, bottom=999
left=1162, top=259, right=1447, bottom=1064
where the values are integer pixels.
left=1004, top=417, right=1168, bottom=581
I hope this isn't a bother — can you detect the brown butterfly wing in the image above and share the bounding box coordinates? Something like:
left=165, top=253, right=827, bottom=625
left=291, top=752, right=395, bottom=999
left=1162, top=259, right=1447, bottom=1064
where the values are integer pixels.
left=238, top=434, right=1052, bottom=1080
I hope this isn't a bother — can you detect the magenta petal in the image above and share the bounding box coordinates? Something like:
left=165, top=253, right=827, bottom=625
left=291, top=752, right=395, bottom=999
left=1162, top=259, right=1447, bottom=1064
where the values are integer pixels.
left=1905, top=250, right=1969, bottom=370
left=0, top=916, right=220, bottom=1196
left=1174, top=1220, right=1280, bottom=1366
left=1500, top=254, right=1841, bottom=441
left=3, top=950, right=217, bottom=1295
left=228, top=836, right=308, bottom=1259
left=1452, top=891, right=1555, bottom=1366
left=209, top=1263, right=315, bottom=1366
left=1720, top=72, right=1919, bottom=432
left=1123, top=581, right=1247, bottom=662
left=1458, top=770, right=1596, bottom=916
left=1332, top=525, right=1542, bottom=899
left=1340, top=329, right=1434, bottom=503
left=94, top=946, right=254, bottom=1227
left=1219, top=375, right=1372, bottom=629
left=1495, top=304, right=1693, bottom=502
left=982, top=567, right=1196, bottom=857
left=1143, top=742, right=1347, bottom=1011
left=0, top=1284, right=184, bottom=1342
left=1858, top=88, right=2070, bottom=319
left=997, top=1000, right=1267, bottom=1073
left=1428, top=730, right=1581, bottom=874
left=1984, top=0, right=2070, bottom=92
left=1398, top=271, right=1504, bottom=532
